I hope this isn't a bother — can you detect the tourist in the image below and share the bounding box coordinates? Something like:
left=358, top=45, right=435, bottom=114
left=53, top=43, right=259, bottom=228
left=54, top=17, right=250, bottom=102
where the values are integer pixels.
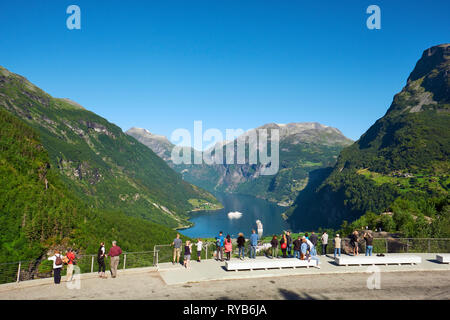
left=270, top=235, right=278, bottom=258
left=286, top=231, right=293, bottom=257
left=237, top=233, right=245, bottom=260
left=309, top=232, right=318, bottom=256
left=108, top=240, right=122, bottom=278
left=350, top=230, right=359, bottom=256
left=304, top=232, right=309, bottom=239
left=224, top=235, right=233, bottom=261
left=280, top=233, right=287, bottom=258
left=334, top=234, right=341, bottom=258
left=364, top=232, right=374, bottom=256
left=97, top=242, right=107, bottom=278
left=196, top=238, right=203, bottom=262
left=300, top=238, right=307, bottom=260
left=321, top=232, right=328, bottom=255
left=249, top=229, right=258, bottom=259
left=172, top=234, right=182, bottom=265
left=48, top=250, right=64, bottom=284
left=305, top=236, right=316, bottom=257
left=215, top=231, right=225, bottom=262
left=293, top=236, right=302, bottom=259
left=184, top=240, right=192, bottom=268
left=65, top=248, right=76, bottom=282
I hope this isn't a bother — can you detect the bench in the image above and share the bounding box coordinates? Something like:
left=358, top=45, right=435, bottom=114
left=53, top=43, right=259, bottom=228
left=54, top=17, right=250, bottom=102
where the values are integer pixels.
left=436, top=254, right=450, bottom=263
left=225, top=258, right=319, bottom=271
left=335, top=255, right=421, bottom=266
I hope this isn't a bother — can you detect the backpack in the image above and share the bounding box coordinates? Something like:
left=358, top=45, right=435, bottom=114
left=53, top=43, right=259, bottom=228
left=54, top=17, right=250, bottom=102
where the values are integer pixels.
left=55, top=255, right=63, bottom=266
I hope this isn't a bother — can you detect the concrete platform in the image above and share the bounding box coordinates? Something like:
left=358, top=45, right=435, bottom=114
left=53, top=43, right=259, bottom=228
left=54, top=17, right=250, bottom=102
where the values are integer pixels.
left=157, top=253, right=450, bottom=285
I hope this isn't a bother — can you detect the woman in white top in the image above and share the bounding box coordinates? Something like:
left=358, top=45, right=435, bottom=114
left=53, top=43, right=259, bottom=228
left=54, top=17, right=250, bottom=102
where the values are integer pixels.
left=47, top=250, right=64, bottom=284
left=196, top=239, right=203, bottom=262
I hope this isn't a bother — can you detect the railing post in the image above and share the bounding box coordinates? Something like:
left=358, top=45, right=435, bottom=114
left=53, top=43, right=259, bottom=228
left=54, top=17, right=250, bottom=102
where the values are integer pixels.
left=205, top=244, right=208, bottom=260
left=123, top=254, right=127, bottom=270
left=156, top=250, right=159, bottom=267
left=91, top=256, right=94, bottom=273
left=385, top=238, right=388, bottom=253
left=406, top=239, right=409, bottom=253
left=16, top=261, right=21, bottom=283
left=428, top=239, right=431, bottom=253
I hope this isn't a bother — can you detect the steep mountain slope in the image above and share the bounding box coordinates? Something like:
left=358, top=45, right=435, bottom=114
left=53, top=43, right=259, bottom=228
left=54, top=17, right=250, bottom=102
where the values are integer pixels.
left=286, top=44, right=450, bottom=235
left=127, top=123, right=353, bottom=206
left=0, top=66, right=219, bottom=229
left=0, top=108, right=185, bottom=263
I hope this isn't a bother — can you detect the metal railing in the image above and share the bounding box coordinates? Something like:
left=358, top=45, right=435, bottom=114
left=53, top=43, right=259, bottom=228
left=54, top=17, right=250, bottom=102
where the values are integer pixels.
left=0, top=251, right=157, bottom=285
left=1, top=238, right=449, bottom=286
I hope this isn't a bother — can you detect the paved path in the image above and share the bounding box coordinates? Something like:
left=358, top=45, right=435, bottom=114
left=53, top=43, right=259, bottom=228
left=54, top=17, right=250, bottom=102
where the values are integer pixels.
left=0, top=253, right=448, bottom=300
left=158, top=253, right=450, bottom=285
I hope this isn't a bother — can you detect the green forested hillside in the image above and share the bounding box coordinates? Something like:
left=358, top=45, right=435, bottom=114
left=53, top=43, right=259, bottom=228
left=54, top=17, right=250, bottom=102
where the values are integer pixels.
left=286, top=44, right=450, bottom=237
left=0, top=108, right=186, bottom=263
left=0, top=66, right=219, bottom=229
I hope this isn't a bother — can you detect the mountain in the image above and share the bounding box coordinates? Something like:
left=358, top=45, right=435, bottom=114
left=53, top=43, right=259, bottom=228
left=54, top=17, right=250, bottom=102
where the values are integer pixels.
left=127, top=122, right=353, bottom=206
left=286, top=44, right=450, bottom=237
left=0, top=65, right=220, bottom=229
left=0, top=107, right=188, bottom=263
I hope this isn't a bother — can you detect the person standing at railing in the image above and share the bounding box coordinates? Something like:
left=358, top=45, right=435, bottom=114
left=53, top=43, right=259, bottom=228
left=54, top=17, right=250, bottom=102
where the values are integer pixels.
left=215, top=231, right=225, bottom=262
left=300, top=238, right=307, bottom=260
left=65, top=248, right=76, bottom=282
left=350, top=231, right=359, bottom=256
left=107, top=240, right=122, bottom=278
left=249, top=229, right=258, bottom=259
left=184, top=241, right=192, bottom=268
left=98, top=242, right=107, bottom=278
left=309, top=232, right=318, bottom=256
left=293, top=236, right=302, bottom=259
left=364, top=232, right=374, bottom=256
left=224, top=235, right=233, bottom=261
left=286, top=231, right=293, bottom=258
left=172, top=234, right=182, bottom=265
left=321, top=232, right=328, bottom=256
left=196, top=238, right=203, bottom=263
left=334, top=234, right=341, bottom=258
left=280, top=233, right=287, bottom=258
left=237, top=233, right=245, bottom=260
left=270, top=235, right=278, bottom=259
left=48, top=250, right=64, bottom=284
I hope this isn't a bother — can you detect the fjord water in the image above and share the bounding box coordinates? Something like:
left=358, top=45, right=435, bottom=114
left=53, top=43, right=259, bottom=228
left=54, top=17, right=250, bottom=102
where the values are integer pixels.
left=180, top=193, right=289, bottom=238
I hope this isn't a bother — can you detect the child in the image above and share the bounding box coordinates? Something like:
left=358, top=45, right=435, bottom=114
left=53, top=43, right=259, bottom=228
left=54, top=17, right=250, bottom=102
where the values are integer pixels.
left=184, top=241, right=192, bottom=268
left=224, top=235, right=232, bottom=261
left=196, top=238, right=203, bottom=262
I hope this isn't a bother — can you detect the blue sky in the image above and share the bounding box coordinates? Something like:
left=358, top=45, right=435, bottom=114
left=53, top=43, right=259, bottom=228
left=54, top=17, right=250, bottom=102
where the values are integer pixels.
left=0, top=0, right=449, bottom=142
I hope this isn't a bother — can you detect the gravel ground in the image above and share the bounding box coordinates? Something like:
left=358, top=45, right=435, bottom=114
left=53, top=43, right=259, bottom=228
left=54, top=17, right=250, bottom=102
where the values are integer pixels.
left=0, top=270, right=449, bottom=300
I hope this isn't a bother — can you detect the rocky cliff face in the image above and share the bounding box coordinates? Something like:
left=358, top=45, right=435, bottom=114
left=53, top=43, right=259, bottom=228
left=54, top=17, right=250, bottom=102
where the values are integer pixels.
left=286, top=43, right=450, bottom=231
left=127, top=122, right=352, bottom=206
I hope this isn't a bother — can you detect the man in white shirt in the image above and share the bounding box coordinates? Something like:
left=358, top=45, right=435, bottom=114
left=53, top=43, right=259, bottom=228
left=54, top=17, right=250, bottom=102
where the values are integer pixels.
left=48, top=250, right=64, bottom=284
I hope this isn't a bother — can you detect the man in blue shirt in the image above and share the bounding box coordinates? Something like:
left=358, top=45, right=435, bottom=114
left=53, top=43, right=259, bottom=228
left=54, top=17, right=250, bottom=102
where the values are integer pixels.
left=249, top=229, right=259, bottom=259
left=215, top=231, right=225, bottom=262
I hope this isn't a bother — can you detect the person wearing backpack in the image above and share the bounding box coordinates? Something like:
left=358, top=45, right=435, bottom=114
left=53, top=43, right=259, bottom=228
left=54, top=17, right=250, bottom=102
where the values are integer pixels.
left=98, top=242, right=107, bottom=278
left=65, top=248, right=76, bottom=282
left=48, top=250, right=64, bottom=284
left=215, top=231, right=225, bottom=262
